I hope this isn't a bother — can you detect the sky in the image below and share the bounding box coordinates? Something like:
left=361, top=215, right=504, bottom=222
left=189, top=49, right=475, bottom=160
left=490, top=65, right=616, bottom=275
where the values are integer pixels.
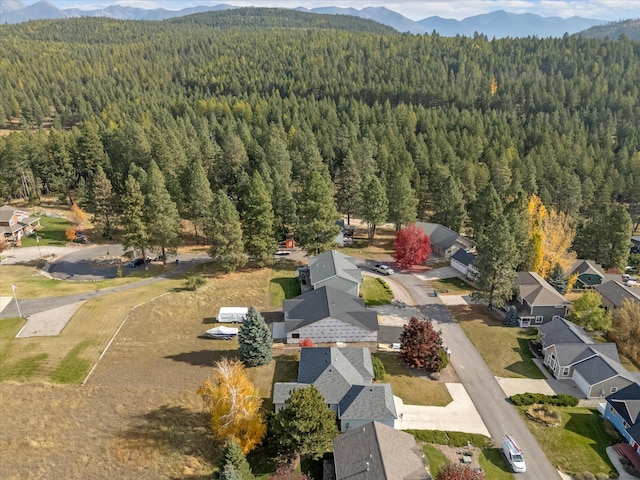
left=37, top=0, right=639, bottom=21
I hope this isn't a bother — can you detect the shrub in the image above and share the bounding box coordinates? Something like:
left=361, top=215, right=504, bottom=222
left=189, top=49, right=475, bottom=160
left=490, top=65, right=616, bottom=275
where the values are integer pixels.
left=510, top=392, right=579, bottom=407
left=572, top=473, right=596, bottom=480
left=299, top=337, right=314, bottom=347
left=185, top=274, right=206, bottom=290
left=406, top=430, right=491, bottom=448
left=436, top=463, right=485, bottom=480
left=372, top=355, right=385, bottom=381
left=526, top=403, right=562, bottom=426
left=65, top=228, right=77, bottom=241
left=439, top=348, right=449, bottom=370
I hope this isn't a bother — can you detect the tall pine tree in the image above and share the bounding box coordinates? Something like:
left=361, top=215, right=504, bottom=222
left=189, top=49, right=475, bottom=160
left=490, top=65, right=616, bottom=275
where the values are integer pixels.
left=296, top=170, right=340, bottom=255
left=242, top=172, right=275, bottom=267
left=120, top=173, right=150, bottom=260
left=238, top=307, right=273, bottom=367
left=186, top=158, right=213, bottom=245
left=361, top=176, right=388, bottom=242
left=206, top=190, right=246, bottom=272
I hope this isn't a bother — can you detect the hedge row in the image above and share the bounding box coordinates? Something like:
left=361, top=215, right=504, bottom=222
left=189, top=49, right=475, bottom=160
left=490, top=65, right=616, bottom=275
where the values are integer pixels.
left=510, top=393, right=579, bottom=407
left=406, top=430, right=492, bottom=448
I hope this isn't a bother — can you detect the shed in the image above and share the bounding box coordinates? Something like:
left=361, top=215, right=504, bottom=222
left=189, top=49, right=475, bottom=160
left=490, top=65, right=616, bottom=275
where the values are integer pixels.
left=217, top=307, right=248, bottom=323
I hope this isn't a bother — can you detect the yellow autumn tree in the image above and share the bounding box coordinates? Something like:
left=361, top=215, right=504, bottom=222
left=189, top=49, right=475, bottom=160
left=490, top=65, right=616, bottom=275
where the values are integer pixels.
left=527, top=195, right=546, bottom=273
left=197, top=357, right=266, bottom=454
left=70, top=203, right=87, bottom=229
left=540, top=208, right=577, bottom=278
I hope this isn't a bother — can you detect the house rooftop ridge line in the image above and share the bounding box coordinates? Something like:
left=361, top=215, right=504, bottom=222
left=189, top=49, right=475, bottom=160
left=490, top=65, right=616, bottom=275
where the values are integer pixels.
left=308, top=249, right=362, bottom=287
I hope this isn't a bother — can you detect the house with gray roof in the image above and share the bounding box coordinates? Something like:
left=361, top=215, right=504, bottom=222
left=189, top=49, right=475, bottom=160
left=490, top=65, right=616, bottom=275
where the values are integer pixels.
left=604, top=382, right=640, bottom=456
left=450, top=249, right=478, bottom=280
left=273, top=347, right=397, bottom=432
left=537, top=317, right=636, bottom=398
left=333, top=421, right=429, bottom=480
left=569, top=259, right=606, bottom=289
left=279, top=286, right=378, bottom=344
left=0, top=205, right=40, bottom=243
left=510, top=271, right=571, bottom=327
left=414, top=222, right=475, bottom=260
left=298, top=250, right=362, bottom=296
left=594, top=280, right=640, bottom=313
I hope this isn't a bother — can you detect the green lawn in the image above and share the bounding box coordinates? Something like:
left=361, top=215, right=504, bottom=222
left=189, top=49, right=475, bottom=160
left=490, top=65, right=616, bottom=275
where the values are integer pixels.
left=425, top=276, right=476, bottom=295
left=269, top=260, right=301, bottom=307
left=517, top=406, right=617, bottom=477
left=479, top=448, right=514, bottom=480
left=360, top=276, right=393, bottom=306
left=451, top=304, right=545, bottom=379
left=422, top=444, right=449, bottom=477
left=20, top=216, right=73, bottom=247
left=375, top=353, right=452, bottom=406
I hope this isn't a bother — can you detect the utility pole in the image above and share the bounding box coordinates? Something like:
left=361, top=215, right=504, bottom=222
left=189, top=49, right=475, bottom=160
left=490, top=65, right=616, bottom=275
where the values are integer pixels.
left=36, top=234, right=42, bottom=259
left=11, top=283, right=22, bottom=318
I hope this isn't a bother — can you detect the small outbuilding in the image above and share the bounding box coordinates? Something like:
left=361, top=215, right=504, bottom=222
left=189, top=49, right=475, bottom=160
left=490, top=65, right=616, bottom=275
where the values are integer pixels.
left=217, top=307, right=248, bottom=323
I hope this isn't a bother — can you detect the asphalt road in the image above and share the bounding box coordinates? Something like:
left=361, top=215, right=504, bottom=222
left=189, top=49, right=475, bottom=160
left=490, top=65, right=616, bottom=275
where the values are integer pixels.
left=391, top=269, right=561, bottom=480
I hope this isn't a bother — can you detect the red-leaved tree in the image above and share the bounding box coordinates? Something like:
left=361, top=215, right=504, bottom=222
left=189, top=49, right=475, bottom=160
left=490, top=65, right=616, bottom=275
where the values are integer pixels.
left=393, top=223, right=431, bottom=270
left=299, top=338, right=314, bottom=347
left=400, top=317, right=443, bottom=372
left=437, top=464, right=486, bottom=480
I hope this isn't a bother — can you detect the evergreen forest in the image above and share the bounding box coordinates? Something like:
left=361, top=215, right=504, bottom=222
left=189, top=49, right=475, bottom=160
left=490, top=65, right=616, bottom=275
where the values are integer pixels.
left=1, top=9, right=639, bottom=266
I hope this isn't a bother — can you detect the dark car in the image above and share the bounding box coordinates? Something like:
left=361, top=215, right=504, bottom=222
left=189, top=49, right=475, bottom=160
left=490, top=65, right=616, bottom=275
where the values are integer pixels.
left=73, top=233, right=90, bottom=244
left=129, top=257, right=151, bottom=267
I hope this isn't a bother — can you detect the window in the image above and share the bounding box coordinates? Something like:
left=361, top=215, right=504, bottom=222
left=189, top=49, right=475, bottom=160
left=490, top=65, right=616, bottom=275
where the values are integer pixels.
left=552, top=315, right=561, bottom=321
left=535, top=316, right=544, bottom=323
left=562, top=367, right=570, bottom=377
left=292, top=333, right=300, bottom=339
left=610, top=387, right=618, bottom=393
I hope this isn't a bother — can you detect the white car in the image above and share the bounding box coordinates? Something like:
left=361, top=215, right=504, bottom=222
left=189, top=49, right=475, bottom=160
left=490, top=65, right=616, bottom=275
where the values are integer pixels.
left=373, top=264, right=394, bottom=275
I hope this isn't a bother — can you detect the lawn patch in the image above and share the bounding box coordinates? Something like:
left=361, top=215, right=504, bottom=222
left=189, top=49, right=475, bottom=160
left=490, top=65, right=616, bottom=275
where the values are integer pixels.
left=422, top=444, right=449, bottom=476
left=0, top=317, right=25, bottom=339
left=452, top=304, right=544, bottom=379
left=20, top=216, right=72, bottom=247
left=360, top=276, right=393, bottom=306
left=0, top=349, right=49, bottom=381
left=374, top=353, right=452, bottom=406
left=517, top=406, right=617, bottom=477
left=269, top=260, right=301, bottom=307
left=425, top=276, right=475, bottom=295
left=50, top=339, right=96, bottom=383
left=479, top=448, right=514, bottom=479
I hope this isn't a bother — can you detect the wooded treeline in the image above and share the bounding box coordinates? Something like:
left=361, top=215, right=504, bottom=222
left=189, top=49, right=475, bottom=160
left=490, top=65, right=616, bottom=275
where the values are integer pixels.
left=1, top=10, right=639, bottom=264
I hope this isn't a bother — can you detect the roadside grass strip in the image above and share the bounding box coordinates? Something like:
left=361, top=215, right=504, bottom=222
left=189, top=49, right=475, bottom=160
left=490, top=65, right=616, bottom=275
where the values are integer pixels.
left=451, top=304, right=545, bottom=379
left=361, top=276, right=393, bottom=306
left=517, top=406, right=617, bottom=477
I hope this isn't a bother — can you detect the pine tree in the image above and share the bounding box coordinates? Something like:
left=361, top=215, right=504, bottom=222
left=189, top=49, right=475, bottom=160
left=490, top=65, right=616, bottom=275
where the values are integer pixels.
left=296, top=170, right=340, bottom=255
left=144, top=160, right=181, bottom=263
left=472, top=216, right=518, bottom=311
left=92, top=165, right=115, bottom=238
left=470, top=184, right=503, bottom=240
left=387, top=170, right=417, bottom=231
left=242, top=172, right=276, bottom=267
left=335, top=150, right=362, bottom=225
left=503, top=306, right=520, bottom=327
left=186, top=158, right=213, bottom=245
left=361, top=176, right=388, bottom=243
left=546, top=263, right=568, bottom=295
left=217, top=439, right=254, bottom=480
left=206, top=190, right=246, bottom=272
left=219, top=464, right=243, bottom=480
left=430, top=176, right=466, bottom=232
left=238, top=307, right=273, bottom=367
left=268, top=385, right=338, bottom=461
left=120, top=173, right=150, bottom=260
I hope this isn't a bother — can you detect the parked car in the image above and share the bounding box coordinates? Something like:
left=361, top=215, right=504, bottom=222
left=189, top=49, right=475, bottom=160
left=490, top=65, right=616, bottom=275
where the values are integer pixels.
left=373, top=264, right=394, bottom=275
left=128, top=257, right=151, bottom=267
left=502, top=435, right=526, bottom=473
left=73, top=233, right=90, bottom=244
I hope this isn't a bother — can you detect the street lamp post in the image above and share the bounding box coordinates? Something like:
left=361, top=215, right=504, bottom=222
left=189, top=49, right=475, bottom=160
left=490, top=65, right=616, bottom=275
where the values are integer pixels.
left=11, top=283, right=22, bottom=318
left=36, top=234, right=42, bottom=259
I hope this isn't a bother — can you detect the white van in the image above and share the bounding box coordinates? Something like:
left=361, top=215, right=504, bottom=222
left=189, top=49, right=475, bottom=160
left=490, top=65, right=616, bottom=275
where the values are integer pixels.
left=502, top=435, right=526, bottom=473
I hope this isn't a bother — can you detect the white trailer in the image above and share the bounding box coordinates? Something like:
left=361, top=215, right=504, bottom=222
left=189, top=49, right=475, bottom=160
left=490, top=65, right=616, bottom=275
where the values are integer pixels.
left=217, top=307, right=248, bottom=323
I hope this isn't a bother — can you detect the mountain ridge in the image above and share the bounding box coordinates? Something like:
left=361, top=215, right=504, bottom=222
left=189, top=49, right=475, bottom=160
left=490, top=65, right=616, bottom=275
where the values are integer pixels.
left=0, top=2, right=608, bottom=37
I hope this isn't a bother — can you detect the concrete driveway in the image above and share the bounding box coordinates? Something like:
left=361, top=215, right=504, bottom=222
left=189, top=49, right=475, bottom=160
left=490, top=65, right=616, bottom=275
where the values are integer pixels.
left=394, top=383, right=490, bottom=436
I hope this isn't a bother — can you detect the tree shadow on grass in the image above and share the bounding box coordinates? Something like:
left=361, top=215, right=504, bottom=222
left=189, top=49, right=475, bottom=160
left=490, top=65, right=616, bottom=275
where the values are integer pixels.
left=114, top=405, right=217, bottom=479
left=504, top=337, right=546, bottom=379
left=165, top=349, right=239, bottom=367
left=564, top=410, right=616, bottom=468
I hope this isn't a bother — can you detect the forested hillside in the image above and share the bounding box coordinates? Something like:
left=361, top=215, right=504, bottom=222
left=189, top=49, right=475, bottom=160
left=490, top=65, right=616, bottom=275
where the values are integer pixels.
left=578, top=19, right=640, bottom=41
left=1, top=9, right=638, bottom=268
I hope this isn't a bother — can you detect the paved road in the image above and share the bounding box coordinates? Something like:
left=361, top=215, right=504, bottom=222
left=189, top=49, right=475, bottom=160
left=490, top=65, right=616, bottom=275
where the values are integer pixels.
left=355, top=259, right=560, bottom=478
left=393, top=270, right=561, bottom=480
left=1, top=254, right=210, bottom=318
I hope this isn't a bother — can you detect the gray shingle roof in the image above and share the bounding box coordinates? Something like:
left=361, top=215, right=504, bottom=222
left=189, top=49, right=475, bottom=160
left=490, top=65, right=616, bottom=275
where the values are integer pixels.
left=283, top=286, right=379, bottom=333
left=309, top=250, right=362, bottom=286
left=451, top=249, right=475, bottom=267
left=272, top=382, right=310, bottom=405
left=606, top=382, right=640, bottom=426
left=339, top=384, right=397, bottom=421
left=594, top=280, right=640, bottom=308
left=538, top=317, right=592, bottom=347
left=333, top=421, right=429, bottom=480
left=570, top=259, right=605, bottom=277
left=415, top=221, right=474, bottom=252
left=517, top=271, right=571, bottom=307
left=573, top=353, right=634, bottom=385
